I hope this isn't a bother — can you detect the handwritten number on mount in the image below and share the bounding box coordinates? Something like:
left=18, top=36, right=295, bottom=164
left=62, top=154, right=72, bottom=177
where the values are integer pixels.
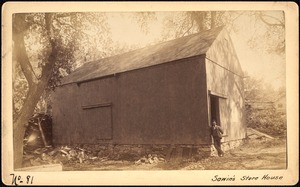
left=10, top=174, right=34, bottom=185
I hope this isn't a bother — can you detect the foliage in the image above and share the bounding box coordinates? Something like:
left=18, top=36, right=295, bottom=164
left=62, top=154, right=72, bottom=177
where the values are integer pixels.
left=246, top=11, right=285, bottom=55
left=244, top=73, right=278, bottom=102
left=131, top=12, right=158, bottom=34
left=246, top=106, right=286, bottom=137
left=12, top=63, right=29, bottom=118
left=13, top=12, right=112, bottom=118
left=12, top=12, right=115, bottom=168
left=136, top=11, right=284, bottom=56
left=24, top=13, right=112, bottom=90
left=244, top=73, right=286, bottom=138
left=153, top=11, right=235, bottom=41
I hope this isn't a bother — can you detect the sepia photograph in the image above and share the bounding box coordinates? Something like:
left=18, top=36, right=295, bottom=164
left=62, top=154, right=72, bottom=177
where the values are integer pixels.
left=2, top=2, right=298, bottom=185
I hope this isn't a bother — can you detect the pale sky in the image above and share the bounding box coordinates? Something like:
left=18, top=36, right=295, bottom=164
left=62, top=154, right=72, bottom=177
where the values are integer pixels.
left=107, top=12, right=285, bottom=90
left=230, top=12, right=285, bottom=90
left=107, top=12, right=165, bottom=47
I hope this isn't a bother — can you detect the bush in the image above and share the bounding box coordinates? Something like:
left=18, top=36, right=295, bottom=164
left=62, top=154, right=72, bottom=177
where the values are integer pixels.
left=245, top=105, right=286, bottom=138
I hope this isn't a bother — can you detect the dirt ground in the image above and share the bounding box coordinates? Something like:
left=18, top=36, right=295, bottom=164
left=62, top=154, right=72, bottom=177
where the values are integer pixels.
left=62, top=137, right=286, bottom=171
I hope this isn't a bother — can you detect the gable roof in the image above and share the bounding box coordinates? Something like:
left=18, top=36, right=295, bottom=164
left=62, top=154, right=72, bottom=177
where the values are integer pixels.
left=61, top=26, right=224, bottom=85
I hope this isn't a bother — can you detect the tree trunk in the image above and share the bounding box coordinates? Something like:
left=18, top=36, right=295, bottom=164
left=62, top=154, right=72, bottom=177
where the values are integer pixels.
left=13, top=13, right=56, bottom=169
left=211, top=11, right=216, bottom=29
left=13, top=84, right=46, bottom=168
left=13, top=35, right=54, bottom=168
left=191, top=12, right=207, bottom=32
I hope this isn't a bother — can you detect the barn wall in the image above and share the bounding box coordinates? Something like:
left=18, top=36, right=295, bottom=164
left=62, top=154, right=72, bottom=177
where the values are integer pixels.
left=52, top=84, right=82, bottom=144
left=205, top=29, right=244, bottom=77
left=78, top=78, right=116, bottom=142
left=52, top=79, right=117, bottom=144
left=114, top=56, right=209, bottom=145
left=205, top=30, right=246, bottom=142
left=53, top=56, right=210, bottom=145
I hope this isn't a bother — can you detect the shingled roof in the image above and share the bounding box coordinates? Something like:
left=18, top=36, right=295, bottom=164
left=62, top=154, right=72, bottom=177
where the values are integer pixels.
left=61, top=26, right=224, bottom=85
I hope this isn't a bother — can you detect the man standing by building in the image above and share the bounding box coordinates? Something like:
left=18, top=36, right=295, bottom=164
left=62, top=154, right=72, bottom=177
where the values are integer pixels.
left=210, top=120, right=224, bottom=157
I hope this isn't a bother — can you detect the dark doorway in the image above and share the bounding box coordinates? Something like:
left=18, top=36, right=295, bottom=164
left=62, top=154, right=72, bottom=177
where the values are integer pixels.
left=210, top=95, right=220, bottom=125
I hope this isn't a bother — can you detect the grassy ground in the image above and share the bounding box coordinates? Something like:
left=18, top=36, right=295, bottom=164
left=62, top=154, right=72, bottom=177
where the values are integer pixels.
left=63, top=137, right=286, bottom=171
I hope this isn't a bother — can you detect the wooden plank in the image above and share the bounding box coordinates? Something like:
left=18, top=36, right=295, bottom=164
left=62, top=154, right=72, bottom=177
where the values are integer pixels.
left=37, top=118, right=47, bottom=147
left=82, top=103, right=112, bottom=110
left=247, top=128, right=274, bottom=139
left=209, top=90, right=228, bottom=99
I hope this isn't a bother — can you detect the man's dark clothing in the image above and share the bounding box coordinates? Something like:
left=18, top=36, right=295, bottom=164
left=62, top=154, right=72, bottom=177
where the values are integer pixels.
left=211, top=125, right=224, bottom=156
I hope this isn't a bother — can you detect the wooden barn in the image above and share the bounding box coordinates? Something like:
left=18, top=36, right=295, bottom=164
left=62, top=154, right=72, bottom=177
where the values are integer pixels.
left=52, top=27, right=246, bottom=149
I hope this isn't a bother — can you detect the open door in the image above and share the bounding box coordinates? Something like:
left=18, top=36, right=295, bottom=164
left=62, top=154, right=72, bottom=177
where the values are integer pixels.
left=209, top=93, right=228, bottom=141
left=210, top=95, right=220, bottom=126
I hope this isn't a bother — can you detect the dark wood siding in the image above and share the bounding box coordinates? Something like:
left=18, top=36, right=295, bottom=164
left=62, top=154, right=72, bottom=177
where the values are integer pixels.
left=81, top=106, right=112, bottom=141
left=52, top=84, right=81, bottom=144
left=78, top=78, right=115, bottom=142
left=114, top=56, right=209, bottom=144
left=53, top=56, right=210, bottom=145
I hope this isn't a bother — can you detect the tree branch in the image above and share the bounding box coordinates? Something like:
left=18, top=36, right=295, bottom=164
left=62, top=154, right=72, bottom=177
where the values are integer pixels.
left=45, top=13, right=56, bottom=47
left=42, top=13, right=57, bottom=79
left=181, top=20, right=194, bottom=37
left=229, top=12, right=244, bottom=23
left=258, top=12, right=284, bottom=27
left=55, top=12, right=74, bottom=18
left=211, top=11, right=216, bottom=29
left=54, top=17, right=91, bottom=36
left=13, top=17, right=39, bottom=87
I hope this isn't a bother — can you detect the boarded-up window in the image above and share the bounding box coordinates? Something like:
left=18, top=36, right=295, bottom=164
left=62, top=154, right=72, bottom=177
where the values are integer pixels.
left=82, top=103, right=112, bottom=141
